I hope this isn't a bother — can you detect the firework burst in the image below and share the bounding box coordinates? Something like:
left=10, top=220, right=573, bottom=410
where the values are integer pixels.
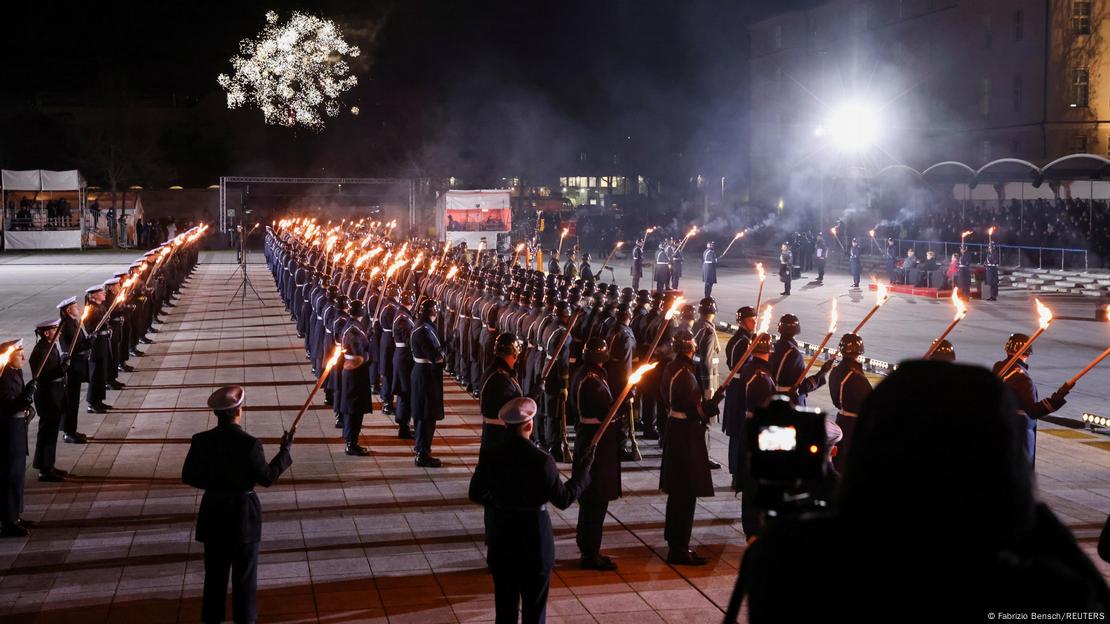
left=218, top=11, right=360, bottom=131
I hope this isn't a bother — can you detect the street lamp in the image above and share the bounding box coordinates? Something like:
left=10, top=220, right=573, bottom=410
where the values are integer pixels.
left=815, top=100, right=882, bottom=153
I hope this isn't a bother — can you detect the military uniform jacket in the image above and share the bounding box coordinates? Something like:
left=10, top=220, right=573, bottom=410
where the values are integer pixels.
left=580, top=262, right=594, bottom=283
left=723, top=329, right=753, bottom=436
left=631, top=245, right=644, bottom=278
left=571, top=365, right=621, bottom=503
left=671, top=248, right=683, bottom=278
left=542, top=321, right=571, bottom=392
left=605, top=323, right=636, bottom=391
left=770, top=337, right=825, bottom=406
left=563, top=260, right=579, bottom=280
left=547, top=257, right=561, bottom=275
left=391, top=308, right=415, bottom=393
left=658, top=355, right=714, bottom=497
left=468, top=433, right=590, bottom=573
left=993, top=360, right=1056, bottom=419
left=694, top=319, right=721, bottom=397
left=339, top=320, right=373, bottom=415
left=779, top=250, right=793, bottom=280
left=410, top=320, right=445, bottom=422
left=654, top=249, right=671, bottom=284
left=479, top=358, right=523, bottom=449
left=741, top=357, right=776, bottom=417
left=181, top=423, right=292, bottom=544
left=702, top=248, right=718, bottom=284
left=828, top=359, right=871, bottom=417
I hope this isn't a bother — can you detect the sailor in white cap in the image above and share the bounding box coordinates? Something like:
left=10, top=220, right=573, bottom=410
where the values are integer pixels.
left=0, top=338, right=34, bottom=537
left=56, top=297, right=89, bottom=443
left=468, top=397, right=594, bottom=623
left=83, top=285, right=112, bottom=414
left=29, top=319, right=67, bottom=481
left=183, top=386, right=294, bottom=624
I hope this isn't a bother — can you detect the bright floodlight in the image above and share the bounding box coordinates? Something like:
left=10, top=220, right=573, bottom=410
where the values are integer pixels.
left=818, top=102, right=881, bottom=152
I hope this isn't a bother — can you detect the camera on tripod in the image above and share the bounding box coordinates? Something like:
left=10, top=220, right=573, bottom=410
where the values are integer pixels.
left=748, top=395, right=831, bottom=486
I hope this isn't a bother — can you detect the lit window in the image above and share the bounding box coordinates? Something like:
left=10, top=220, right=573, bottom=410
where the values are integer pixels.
left=1074, top=1, right=1092, bottom=35
left=1071, top=68, right=1089, bottom=107
left=1069, top=134, right=1088, bottom=153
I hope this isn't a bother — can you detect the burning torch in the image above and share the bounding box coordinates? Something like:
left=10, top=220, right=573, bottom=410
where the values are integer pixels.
left=922, top=288, right=969, bottom=359
left=997, top=299, right=1054, bottom=378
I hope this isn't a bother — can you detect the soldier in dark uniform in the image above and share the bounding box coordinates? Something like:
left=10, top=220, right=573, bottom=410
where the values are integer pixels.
left=57, top=297, right=90, bottom=443
left=992, top=334, right=1071, bottom=466
left=723, top=306, right=756, bottom=491
left=928, top=338, right=956, bottom=361
left=604, top=305, right=637, bottom=459
left=827, top=333, right=872, bottom=473
left=654, top=244, right=671, bottom=292
left=702, top=241, right=718, bottom=297
left=984, top=242, right=1000, bottom=301
left=778, top=243, right=793, bottom=296
left=84, top=285, right=113, bottom=414
left=468, top=397, right=593, bottom=624
left=769, top=314, right=832, bottom=407
left=378, top=285, right=399, bottom=416
left=563, top=251, right=579, bottom=280
left=738, top=333, right=776, bottom=538
left=182, top=386, right=293, bottom=624
left=0, top=339, right=34, bottom=537
left=659, top=330, right=714, bottom=565
left=29, top=320, right=67, bottom=482
left=631, top=238, right=644, bottom=291
left=580, top=253, right=594, bottom=283
left=571, top=338, right=621, bottom=570
left=694, top=298, right=722, bottom=470
left=410, top=299, right=446, bottom=467
left=479, top=333, right=525, bottom=450
left=391, top=290, right=416, bottom=440
left=885, top=238, right=898, bottom=284
left=814, top=234, right=827, bottom=284
left=540, top=301, right=572, bottom=462
left=339, top=300, right=372, bottom=456
left=957, top=247, right=972, bottom=297
left=849, top=238, right=862, bottom=288
left=547, top=249, right=561, bottom=276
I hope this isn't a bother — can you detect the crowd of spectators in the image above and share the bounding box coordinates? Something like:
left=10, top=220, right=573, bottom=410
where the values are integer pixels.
left=4, top=197, right=77, bottom=230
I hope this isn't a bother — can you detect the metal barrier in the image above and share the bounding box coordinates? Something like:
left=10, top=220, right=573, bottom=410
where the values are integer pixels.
left=888, top=239, right=1089, bottom=272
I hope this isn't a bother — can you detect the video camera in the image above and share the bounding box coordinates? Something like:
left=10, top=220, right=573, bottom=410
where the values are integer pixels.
left=748, top=395, right=830, bottom=483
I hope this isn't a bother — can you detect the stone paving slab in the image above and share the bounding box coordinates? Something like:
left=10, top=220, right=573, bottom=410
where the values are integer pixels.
left=0, top=253, right=1105, bottom=623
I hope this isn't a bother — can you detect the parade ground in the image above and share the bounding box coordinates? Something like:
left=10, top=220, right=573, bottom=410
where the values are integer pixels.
left=0, top=250, right=1107, bottom=623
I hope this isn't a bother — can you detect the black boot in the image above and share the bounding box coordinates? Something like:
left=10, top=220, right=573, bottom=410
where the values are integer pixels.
left=345, top=443, right=370, bottom=456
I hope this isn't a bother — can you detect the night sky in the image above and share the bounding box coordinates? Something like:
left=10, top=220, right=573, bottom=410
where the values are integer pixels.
left=0, top=1, right=818, bottom=187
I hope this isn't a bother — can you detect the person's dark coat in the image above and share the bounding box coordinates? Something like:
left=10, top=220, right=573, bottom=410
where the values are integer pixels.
left=737, top=361, right=1110, bottom=622
left=468, top=433, right=590, bottom=573
left=181, top=423, right=292, bottom=544
left=0, top=367, right=31, bottom=523
left=658, top=354, right=713, bottom=497
left=570, top=365, right=621, bottom=504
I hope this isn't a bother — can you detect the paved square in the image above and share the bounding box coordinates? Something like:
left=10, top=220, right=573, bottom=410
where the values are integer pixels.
left=0, top=252, right=1106, bottom=623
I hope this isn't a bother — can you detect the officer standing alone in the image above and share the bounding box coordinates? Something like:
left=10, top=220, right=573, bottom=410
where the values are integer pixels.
left=0, top=339, right=34, bottom=537
left=468, top=397, right=593, bottom=624
left=182, top=386, right=293, bottom=624
left=29, top=320, right=67, bottom=482
left=410, top=299, right=446, bottom=467
left=702, top=241, right=718, bottom=298
left=631, top=238, right=644, bottom=291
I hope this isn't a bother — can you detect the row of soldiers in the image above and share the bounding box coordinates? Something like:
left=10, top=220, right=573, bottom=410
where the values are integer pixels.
left=0, top=226, right=204, bottom=537
left=264, top=219, right=1075, bottom=623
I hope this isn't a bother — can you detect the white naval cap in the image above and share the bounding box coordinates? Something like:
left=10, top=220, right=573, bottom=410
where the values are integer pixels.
left=57, top=296, right=77, bottom=309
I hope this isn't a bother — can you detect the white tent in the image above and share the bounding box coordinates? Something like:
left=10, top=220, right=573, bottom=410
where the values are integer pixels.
left=2, top=169, right=87, bottom=250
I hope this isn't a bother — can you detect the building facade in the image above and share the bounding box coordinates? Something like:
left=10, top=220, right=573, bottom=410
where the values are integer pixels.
left=749, top=0, right=1110, bottom=210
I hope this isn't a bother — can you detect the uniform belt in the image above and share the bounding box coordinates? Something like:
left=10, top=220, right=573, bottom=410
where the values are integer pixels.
left=1016, top=410, right=1028, bottom=417
left=413, top=357, right=435, bottom=364
left=483, top=417, right=506, bottom=426
left=655, top=262, right=668, bottom=265
left=775, top=385, right=794, bottom=392
left=382, top=329, right=392, bottom=333
left=343, top=354, right=359, bottom=360
left=394, top=342, right=407, bottom=348
left=325, top=329, right=332, bottom=334
left=838, top=410, right=859, bottom=418
left=703, top=260, right=714, bottom=263
left=669, top=411, right=687, bottom=419
left=579, top=417, right=602, bottom=425
left=74, top=350, right=90, bottom=357
left=97, top=330, right=110, bottom=336
left=317, top=315, right=323, bottom=320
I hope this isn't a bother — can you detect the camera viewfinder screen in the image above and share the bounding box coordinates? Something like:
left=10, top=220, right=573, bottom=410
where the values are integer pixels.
left=758, top=425, right=797, bottom=452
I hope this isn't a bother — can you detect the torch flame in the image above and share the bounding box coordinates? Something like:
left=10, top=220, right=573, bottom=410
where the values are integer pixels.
left=615, top=241, right=624, bottom=248
left=410, top=253, right=424, bottom=269
left=0, top=345, right=14, bottom=368
left=664, top=296, right=686, bottom=320
left=988, top=226, right=996, bottom=236
left=830, top=226, right=838, bottom=236
left=387, top=259, right=407, bottom=278
left=686, top=226, right=697, bottom=237
left=1105, top=304, right=1110, bottom=322
left=828, top=299, right=838, bottom=333
left=325, top=346, right=344, bottom=371
left=399, top=242, right=409, bottom=257
left=961, top=230, right=973, bottom=239
left=429, top=259, right=439, bottom=274
left=367, top=247, right=383, bottom=259
left=734, top=231, right=744, bottom=240
left=628, top=362, right=658, bottom=386
left=645, top=227, right=656, bottom=235
left=1035, top=298, right=1052, bottom=329
left=81, top=304, right=91, bottom=321
left=868, top=229, right=876, bottom=238
left=354, top=252, right=370, bottom=269
left=757, top=305, right=773, bottom=335
left=369, top=266, right=381, bottom=279
left=875, top=280, right=889, bottom=306
left=446, top=265, right=459, bottom=280
left=515, top=242, right=525, bottom=252
left=560, top=228, right=569, bottom=239
left=325, top=235, right=338, bottom=251
left=952, top=288, right=968, bottom=321
left=756, top=262, right=766, bottom=282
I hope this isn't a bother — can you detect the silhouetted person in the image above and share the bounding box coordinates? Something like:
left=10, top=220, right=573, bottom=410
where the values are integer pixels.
left=733, top=361, right=1110, bottom=622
